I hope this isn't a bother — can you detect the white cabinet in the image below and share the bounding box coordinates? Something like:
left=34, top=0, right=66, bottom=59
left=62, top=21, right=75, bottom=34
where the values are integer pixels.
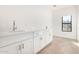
left=34, top=37, right=41, bottom=53
left=0, top=39, right=34, bottom=54
left=0, top=42, right=21, bottom=54
left=34, top=31, right=45, bottom=53
left=21, top=39, right=33, bottom=54
left=0, top=30, right=53, bottom=54
left=34, top=30, right=53, bottom=53
left=34, top=32, right=40, bottom=53
left=45, top=31, right=52, bottom=45
left=39, top=31, right=46, bottom=50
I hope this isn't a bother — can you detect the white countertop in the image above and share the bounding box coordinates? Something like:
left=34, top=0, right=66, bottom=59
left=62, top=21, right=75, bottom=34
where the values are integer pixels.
left=0, top=31, right=34, bottom=48
left=0, top=32, right=33, bottom=48
left=0, top=29, right=46, bottom=48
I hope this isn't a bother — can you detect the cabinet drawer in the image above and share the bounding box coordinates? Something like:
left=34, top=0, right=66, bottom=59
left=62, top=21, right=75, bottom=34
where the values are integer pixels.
left=0, top=42, right=21, bottom=54
left=21, top=38, right=33, bottom=54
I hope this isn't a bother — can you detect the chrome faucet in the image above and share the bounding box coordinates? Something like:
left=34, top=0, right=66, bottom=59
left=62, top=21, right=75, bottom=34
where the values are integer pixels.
left=12, top=20, right=17, bottom=31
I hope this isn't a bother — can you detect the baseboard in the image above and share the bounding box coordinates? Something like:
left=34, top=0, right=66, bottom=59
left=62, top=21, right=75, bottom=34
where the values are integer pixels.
left=37, top=41, right=53, bottom=54
left=53, top=35, right=77, bottom=42
left=53, top=35, right=76, bottom=40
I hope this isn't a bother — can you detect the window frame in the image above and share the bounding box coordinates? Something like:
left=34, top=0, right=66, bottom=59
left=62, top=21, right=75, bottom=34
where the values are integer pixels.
left=62, top=16, right=72, bottom=32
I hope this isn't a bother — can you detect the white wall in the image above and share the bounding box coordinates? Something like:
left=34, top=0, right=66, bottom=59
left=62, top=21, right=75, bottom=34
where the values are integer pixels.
left=0, top=6, right=53, bottom=33
left=0, top=6, right=53, bottom=53
left=77, top=6, right=79, bottom=41
left=52, top=6, right=77, bottom=39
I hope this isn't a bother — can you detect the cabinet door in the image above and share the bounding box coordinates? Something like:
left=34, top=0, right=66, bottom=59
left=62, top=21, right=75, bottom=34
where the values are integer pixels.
left=0, top=42, right=21, bottom=54
left=34, top=37, right=41, bottom=53
left=45, top=31, right=53, bottom=45
left=39, top=31, right=46, bottom=50
left=40, top=31, right=52, bottom=50
left=34, top=31, right=52, bottom=53
left=21, top=39, right=33, bottom=54
left=34, top=31, right=48, bottom=53
left=34, top=32, right=41, bottom=53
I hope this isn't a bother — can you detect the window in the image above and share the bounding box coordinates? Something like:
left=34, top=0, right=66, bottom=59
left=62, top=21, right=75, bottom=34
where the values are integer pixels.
left=62, top=16, right=72, bottom=32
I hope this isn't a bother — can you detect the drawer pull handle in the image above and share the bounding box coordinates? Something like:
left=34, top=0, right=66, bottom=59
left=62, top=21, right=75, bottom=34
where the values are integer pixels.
left=19, top=45, right=21, bottom=50
left=40, top=37, right=43, bottom=40
left=22, top=44, right=24, bottom=49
